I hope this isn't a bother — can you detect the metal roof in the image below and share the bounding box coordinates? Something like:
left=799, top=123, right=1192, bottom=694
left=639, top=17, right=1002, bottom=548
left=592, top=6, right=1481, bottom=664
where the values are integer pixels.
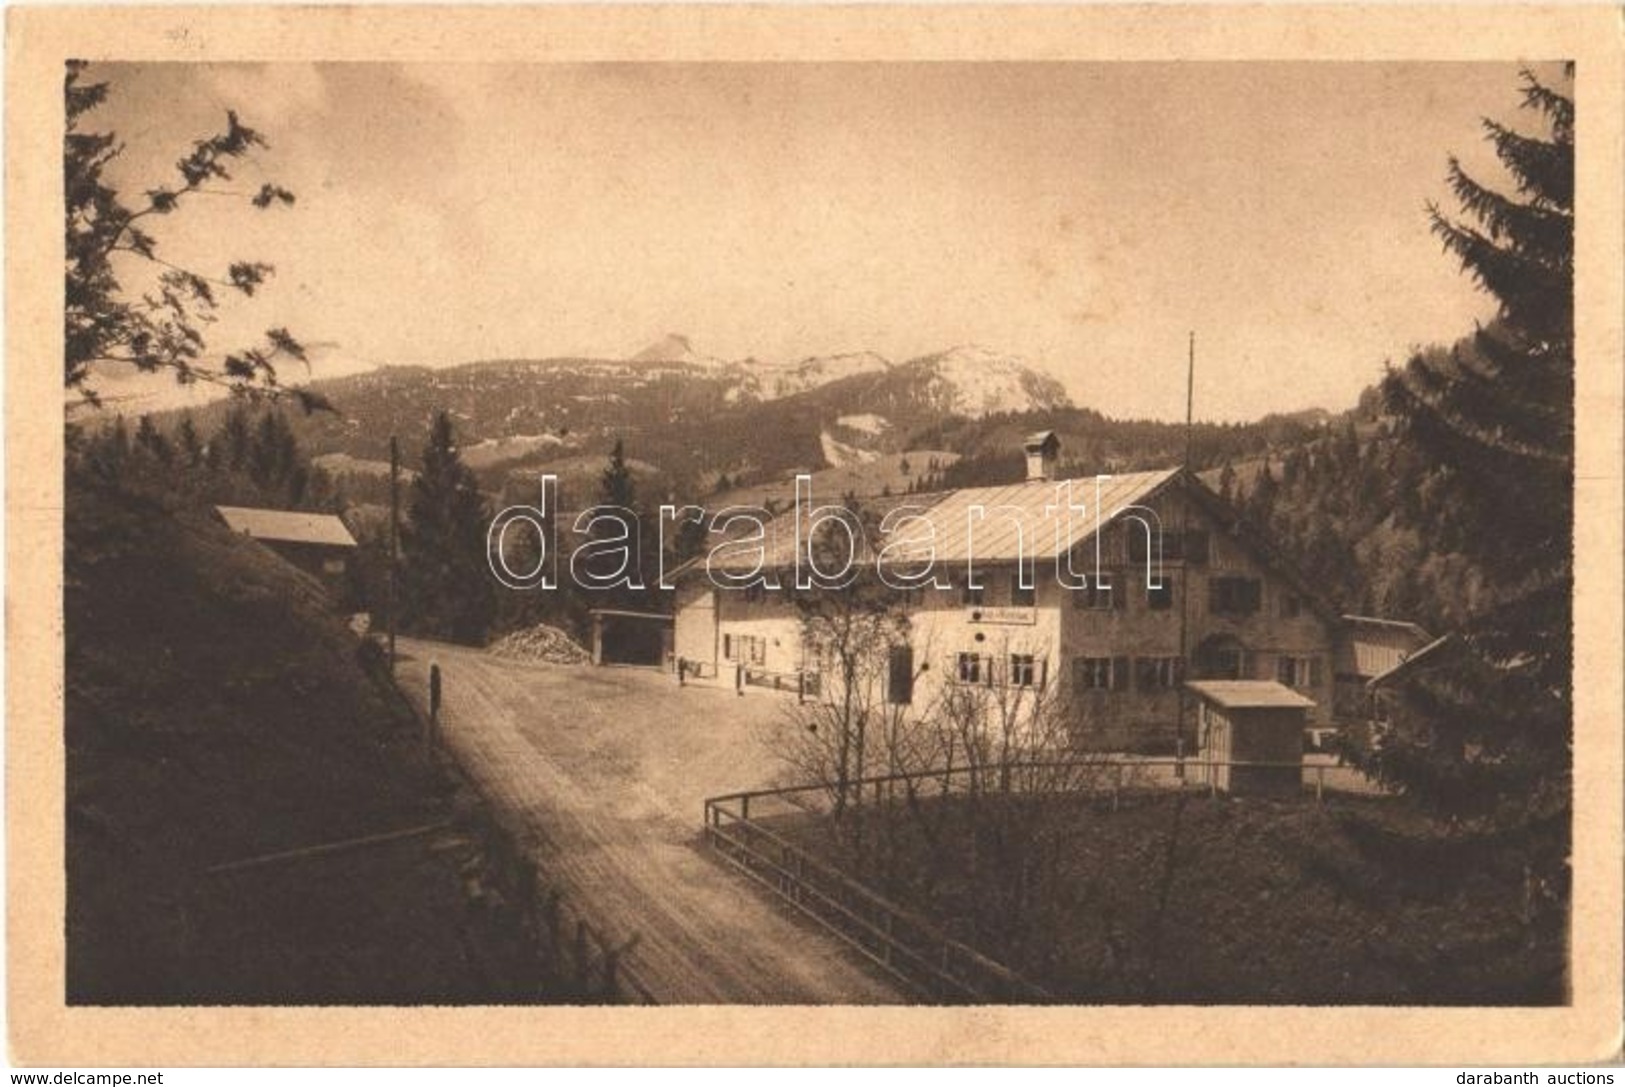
left=215, top=505, right=358, bottom=549
left=903, top=469, right=1180, bottom=566
left=1184, top=680, right=1318, bottom=709
left=699, top=468, right=1179, bottom=574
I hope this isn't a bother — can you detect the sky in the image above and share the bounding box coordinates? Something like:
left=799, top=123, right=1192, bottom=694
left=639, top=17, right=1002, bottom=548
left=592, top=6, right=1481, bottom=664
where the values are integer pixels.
left=83, top=61, right=1552, bottom=421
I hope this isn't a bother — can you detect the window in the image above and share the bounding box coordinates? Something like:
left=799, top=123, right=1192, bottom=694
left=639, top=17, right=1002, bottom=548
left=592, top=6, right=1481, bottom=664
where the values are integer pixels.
left=1277, top=655, right=1322, bottom=689
left=1146, top=574, right=1174, bottom=611
left=1127, top=528, right=1209, bottom=565
left=1074, top=656, right=1127, bottom=691
left=1127, top=527, right=1162, bottom=564
left=1075, top=656, right=1112, bottom=690
left=1009, top=654, right=1038, bottom=688
left=1009, top=564, right=1036, bottom=607
left=743, top=583, right=766, bottom=605
left=725, top=634, right=766, bottom=665
left=1073, top=578, right=1117, bottom=611
left=1280, top=592, right=1302, bottom=619
left=1209, top=576, right=1263, bottom=615
left=888, top=646, right=915, bottom=704
left=960, top=574, right=984, bottom=608
left=1136, top=656, right=1183, bottom=692
left=957, top=652, right=986, bottom=685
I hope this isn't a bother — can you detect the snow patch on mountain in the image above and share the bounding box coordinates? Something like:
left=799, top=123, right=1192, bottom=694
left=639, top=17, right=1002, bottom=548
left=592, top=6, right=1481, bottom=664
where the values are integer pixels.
left=904, top=344, right=1072, bottom=416
left=835, top=413, right=890, bottom=436
left=764, top=352, right=892, bottom=398
left=820, top=429, right=881, bottom=467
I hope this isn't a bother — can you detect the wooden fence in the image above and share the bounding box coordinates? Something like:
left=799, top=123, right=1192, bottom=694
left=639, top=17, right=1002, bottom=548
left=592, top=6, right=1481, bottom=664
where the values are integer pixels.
left=523, top=871, right=659, bottom=1004
left=382, top=659, right=658, bottom=1004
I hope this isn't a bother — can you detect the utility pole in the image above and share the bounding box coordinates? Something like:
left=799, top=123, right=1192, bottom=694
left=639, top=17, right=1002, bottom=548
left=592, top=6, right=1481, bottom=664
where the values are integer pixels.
left=1176, top=332, right=1194, bottom=773
left=389, top=434, right=399, bottom=674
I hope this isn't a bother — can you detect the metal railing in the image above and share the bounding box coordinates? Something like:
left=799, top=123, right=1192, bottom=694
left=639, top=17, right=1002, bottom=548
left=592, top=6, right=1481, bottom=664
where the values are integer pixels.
left=703, top=792, right=1053, bottom=1004
left=701, top=755, right=1387, bottom=1002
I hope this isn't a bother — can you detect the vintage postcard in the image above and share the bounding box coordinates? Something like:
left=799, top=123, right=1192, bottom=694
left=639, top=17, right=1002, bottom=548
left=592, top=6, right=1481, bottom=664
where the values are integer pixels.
left=7, top=3, right=1622, bottom=1068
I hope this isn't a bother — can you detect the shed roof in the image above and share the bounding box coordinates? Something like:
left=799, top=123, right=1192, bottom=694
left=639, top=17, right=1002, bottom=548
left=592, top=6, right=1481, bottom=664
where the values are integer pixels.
left=1184, top=680, right=1317, bottom=709
left=1335, top=615, right=1434, bottom=678
left=1365, top=634, right=1461, bottom=690
left=215, top=505, right=358, bottom=549
left=588, top=608, right=674, bottom=622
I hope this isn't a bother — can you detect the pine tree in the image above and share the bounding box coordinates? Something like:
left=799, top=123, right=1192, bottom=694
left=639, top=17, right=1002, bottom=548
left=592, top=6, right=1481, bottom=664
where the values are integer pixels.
left=174, top=414, right=204, bottom=468
left=133, top=415, right=171, bottom=465
left=600, top=438, right=636, bottom=510
left=400, top=411, right=495, bottom=644
left=215, top=406, right=253, bottom=474
left=1367, top=68, right=1573, bottom=947
left=1245, top=461, right=1278, bottom=526
left=586, top=437, right=654, bottom=607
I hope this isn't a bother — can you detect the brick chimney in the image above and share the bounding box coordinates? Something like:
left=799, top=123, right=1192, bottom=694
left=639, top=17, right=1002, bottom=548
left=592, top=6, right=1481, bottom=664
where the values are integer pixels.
left=1024, top=430, right=1060, bottom=482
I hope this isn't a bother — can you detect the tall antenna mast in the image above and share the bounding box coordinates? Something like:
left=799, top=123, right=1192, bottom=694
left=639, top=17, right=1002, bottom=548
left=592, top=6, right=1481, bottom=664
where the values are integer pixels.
left=1177, top=331, right=1195, bottom=770
left=1184, top=330, right=1195, bottom=469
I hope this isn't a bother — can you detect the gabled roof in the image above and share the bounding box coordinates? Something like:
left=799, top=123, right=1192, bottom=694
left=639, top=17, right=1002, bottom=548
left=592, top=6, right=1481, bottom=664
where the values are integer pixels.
left=1024, top=430, right=1060, bottom=453
left=215, top=505, right=358, bottom=549
left=890, top=468, right=1181, bottom=566
left=1185, top=679, right=1317, bottom=710
left=694, top=468, right=1181, bottom=574
left=681, top=468, right=1343, bottom=625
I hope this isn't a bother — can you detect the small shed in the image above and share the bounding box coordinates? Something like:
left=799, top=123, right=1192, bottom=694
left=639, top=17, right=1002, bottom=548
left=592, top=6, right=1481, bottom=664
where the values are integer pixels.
left=588, top=608, right=674, bottom=668
left=215, top=505, right=358, bottom=601
left=1186, top=679, right=1316, bottom=796
left=1333, top=615, right=1432, bottom=721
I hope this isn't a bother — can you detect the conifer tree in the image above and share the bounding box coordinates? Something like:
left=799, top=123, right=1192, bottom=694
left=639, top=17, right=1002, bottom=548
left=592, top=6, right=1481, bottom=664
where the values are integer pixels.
left=400, top=411, right=495, bottom=644
left=133, top=415, right=171, bottom=465
left=1365, top=69, right=1573, bottom=955
left=1373, top=66, right=1572, bottom=809
left=174, top=414, right=204, bottom=468
left=599, top=438, right=636, bottom=510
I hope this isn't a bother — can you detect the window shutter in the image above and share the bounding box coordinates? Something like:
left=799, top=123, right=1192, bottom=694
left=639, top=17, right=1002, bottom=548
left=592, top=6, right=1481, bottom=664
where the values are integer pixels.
left=1113, top=578, right=1127, bottom=610
left=888, top=646, right=914, bottom=704
left=1309, top=655, right=1323, bottom=689
left=1038, top=657, right=1049, bottom=691
left=1112, top=656, right=1129, bottom=691
left=1209, top=579, right=1223, bottom=612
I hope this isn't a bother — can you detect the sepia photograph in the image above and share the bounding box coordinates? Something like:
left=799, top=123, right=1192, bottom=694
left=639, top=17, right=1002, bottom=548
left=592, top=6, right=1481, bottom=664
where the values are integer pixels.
left=7, top=2, right=1623, bottom=1071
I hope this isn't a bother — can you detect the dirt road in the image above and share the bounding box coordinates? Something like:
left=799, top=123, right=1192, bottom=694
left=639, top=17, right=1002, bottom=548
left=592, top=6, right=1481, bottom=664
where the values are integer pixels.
left=394, top=638, right=902, bottom=1004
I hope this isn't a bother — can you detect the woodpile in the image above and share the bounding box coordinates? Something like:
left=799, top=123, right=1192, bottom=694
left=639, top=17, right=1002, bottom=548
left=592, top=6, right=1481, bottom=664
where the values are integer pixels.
left=488, top=623, right=591, bottom=665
